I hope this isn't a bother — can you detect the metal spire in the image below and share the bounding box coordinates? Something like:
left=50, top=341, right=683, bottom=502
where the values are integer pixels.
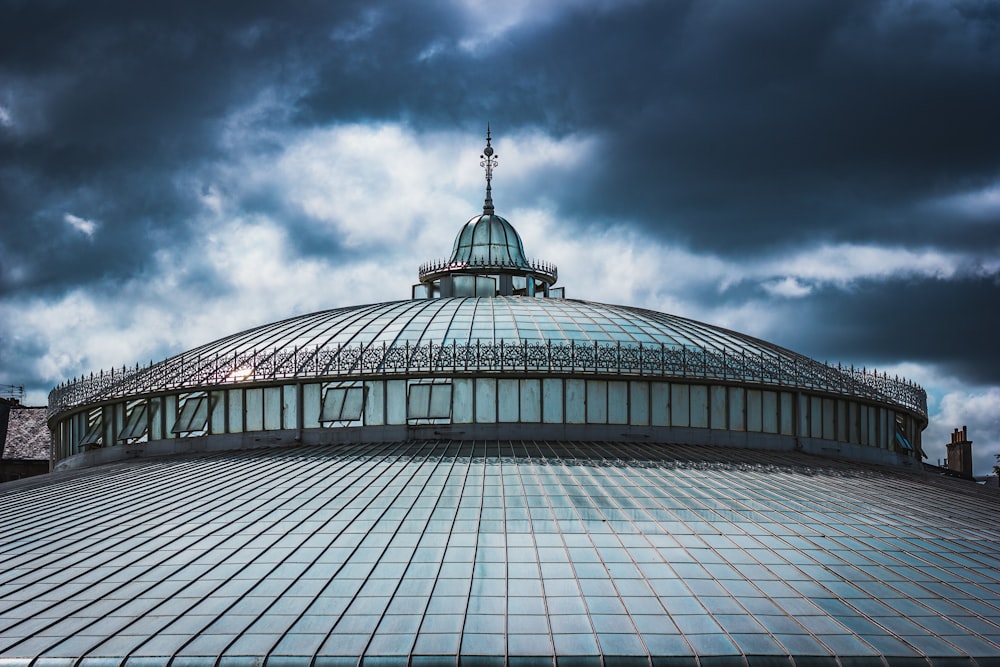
left=480, top=125, right=498, bottom=215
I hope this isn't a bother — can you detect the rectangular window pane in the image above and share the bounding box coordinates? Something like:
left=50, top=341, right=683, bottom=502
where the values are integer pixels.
left=520, top=379, right=541, bottom=423
left=172, top=395, right=209, bottom=434
left=689, top=385, right=708, bottom=428
left=452, top=379, right=473, bottom=424
left=651, top=382, right=670, bottom=426
left=475, top=378, right=497, bottom=423
left=542, top=379, right=563, bottom=423
left=747, top=390, right=762, bottom=432
left=118, top=402, right=148, bottom=441
left=629, top=381, right=649, bottom=426
left=429, top=384, right=452, bottom=419
left=608, top=381, right=627, bottom=425
left=587, top=381, right=608, bottom=424
left=565, top=379, right=585, bottom=424
left=671, top=384, right=689, bottom=427
left=498, top=379, right=519, bottom=422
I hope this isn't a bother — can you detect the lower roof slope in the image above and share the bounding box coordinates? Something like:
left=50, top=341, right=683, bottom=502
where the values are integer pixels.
left=1, top=442, right=999, bottom=666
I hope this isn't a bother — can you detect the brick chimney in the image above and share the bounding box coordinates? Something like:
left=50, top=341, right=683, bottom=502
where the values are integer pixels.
left=946, top=425, right=973, bottom=477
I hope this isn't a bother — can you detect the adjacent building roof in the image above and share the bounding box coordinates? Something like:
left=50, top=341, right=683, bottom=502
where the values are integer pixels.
left=1, top=405, right=49, bottom=461
left=1, top=441, right=998, bottom=666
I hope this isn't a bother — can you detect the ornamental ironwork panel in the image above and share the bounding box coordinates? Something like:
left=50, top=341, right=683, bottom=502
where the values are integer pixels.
left=48, top=339, right=928, bottom=419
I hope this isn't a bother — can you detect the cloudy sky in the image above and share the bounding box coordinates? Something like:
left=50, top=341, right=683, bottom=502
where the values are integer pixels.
left=2, top=0, right=998, bottom=472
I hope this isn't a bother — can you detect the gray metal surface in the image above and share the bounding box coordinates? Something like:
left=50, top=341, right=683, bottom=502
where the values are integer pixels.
left=2, top=441, right=998, bottom=666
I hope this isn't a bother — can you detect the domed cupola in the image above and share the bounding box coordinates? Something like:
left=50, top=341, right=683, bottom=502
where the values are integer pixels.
left=415, top=128, right=560, bottom=298
left=448, top=212, right=530, bottom=268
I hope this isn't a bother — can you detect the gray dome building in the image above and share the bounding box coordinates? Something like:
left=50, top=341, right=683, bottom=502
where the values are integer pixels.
left=2, top=133, right=998, bottom=667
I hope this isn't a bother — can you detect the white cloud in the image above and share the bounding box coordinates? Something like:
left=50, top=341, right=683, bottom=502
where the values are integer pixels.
left=760, top=243, right=959, bottom=286
left=0, top=104, right=11, bottom=127
left=63, top=213, right=98, bottom=237
left=223, top=123, right=598, bottom=257
left=762, top=276, right=812, bottom=298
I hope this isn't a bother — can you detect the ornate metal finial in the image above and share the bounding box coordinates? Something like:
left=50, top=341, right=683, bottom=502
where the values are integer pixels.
left=480, top=125, right=498, bottom=214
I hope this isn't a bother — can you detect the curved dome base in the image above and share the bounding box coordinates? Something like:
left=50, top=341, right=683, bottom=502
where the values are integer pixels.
left=53, top=422, right=917, bottom=473
left=5, top=440, right=999, bottom=666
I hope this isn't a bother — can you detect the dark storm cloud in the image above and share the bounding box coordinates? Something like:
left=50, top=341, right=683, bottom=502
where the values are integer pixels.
left=725, top=274, right=1000, bottom=384
left=5, top=0, right=998, bottom=296
left=2, top=0, right=999, bottom=454
left=0, top=0, right=376, bottom=295
left=506, top=1, right=1000, bottom=254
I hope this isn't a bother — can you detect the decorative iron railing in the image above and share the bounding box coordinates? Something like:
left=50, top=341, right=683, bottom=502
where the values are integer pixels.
left=48, top=340, right=928, bottom=419
left=418, top=257, right=558, bottom=283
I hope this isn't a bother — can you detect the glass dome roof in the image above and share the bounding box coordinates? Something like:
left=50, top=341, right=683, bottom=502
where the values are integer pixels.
left=179, top=297, right=798, bottom=354
left=49, top=297, right=927, bottom=418
left=46, top=131, right=925, bottom=421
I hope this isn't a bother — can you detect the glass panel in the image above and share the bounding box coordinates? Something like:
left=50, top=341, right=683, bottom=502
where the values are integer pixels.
left=452, top=379, right=473, bottom=424
left=671, top=384, right=689, bottom=427
left=386, top=380, right=407, bottom=425
left=822, top=397, right=835, bottom=439
left=798, top=393, right=809, bottom=438
left=429, top=384, right=452, bottom=419
left=629, top=381, right=649, bottom=426
left=407, top=385, right=431, bottom=419
left=689, top=385, right=708, bottom=428
left=710, top=385, right=727, bottom=429
left=360, top=380, right=383, bottom=426
left=172, top=395, right=209, bottom=434
left=651, top=382, right=670, bottom=426
left=453, top=275, right=476, bottom=297
left=301, top=383, right=321, bottom=429
left=762, top=391, right=778, bottom=433
left=780, top=392, right=794, bottom=435
left=746, top=389, right=762, bottom=432
left=264, top=386, right=282, bottom=430
left=542, top=379, right=563, bottom=423
left=210, top=390, right=226, bottom=433
left=810, top=396, right=823, bottom=438
left=520, top=379, right=541, bottom=423
left=586, top=381, right=607, bottom=424
left=475, top=275, right=497, bottom=297
left=498, top=379, right=519, bottom=422
left=325, top=386, right=364, bottom=422
left=475, top=378, right=497, bottom=423
left=566, top=379, right=585, bottom=424
left=608, top=381, right=627, bottom=425
left=149, top=396, right=164, bottom=440
left=728, top=387, right=744, bottom=431
left=79, top=409, right=103, bottom=446
left=118, top=402, right=148, bottom=441
left=282, top=384, right=298, bottom=430
left=246, top=388, right=263, bottom=431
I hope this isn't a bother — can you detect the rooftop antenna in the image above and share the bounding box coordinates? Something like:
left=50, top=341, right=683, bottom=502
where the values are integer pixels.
left=480, top=124, right=498, bottom=215
left=1, top=384, right=25, bottom=402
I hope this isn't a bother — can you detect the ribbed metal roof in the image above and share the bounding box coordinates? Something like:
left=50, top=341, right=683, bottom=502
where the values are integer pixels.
left=1, top=441, right=998, bottom=665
